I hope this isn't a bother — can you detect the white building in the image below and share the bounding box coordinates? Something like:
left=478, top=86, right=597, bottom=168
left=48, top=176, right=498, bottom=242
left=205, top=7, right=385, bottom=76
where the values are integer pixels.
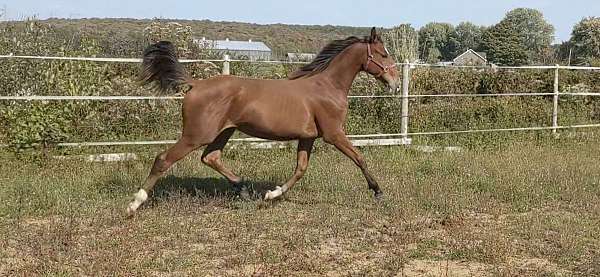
left=195, top=37, right=272, bottom=61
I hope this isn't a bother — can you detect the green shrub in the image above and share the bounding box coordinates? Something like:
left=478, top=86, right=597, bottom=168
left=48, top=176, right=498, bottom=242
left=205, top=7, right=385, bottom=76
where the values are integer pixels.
left=0, top=102, right=72, bottom=153
left=1, top=19, right=599, bottom=154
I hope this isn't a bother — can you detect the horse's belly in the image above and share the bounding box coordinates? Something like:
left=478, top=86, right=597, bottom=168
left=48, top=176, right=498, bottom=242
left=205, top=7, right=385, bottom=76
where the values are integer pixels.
left=230, top=90, right=319, bottom=140
left=235, top=108, right=319, bottom=140
left=237, top=122, right=318, bottom=141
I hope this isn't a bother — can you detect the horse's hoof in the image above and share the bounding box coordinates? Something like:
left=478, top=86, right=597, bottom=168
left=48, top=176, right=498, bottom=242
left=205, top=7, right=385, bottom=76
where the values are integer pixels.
left=233, top=183, right=251, bottom=200
left=126, top=205, right=136, bottom=218
left=374, top=190, right=384, bottom=201
left=126, top=189, right=148, bottom=217
left=264, top=186, right=283, bottom=200
left=238, top=187, right=251, bottom=201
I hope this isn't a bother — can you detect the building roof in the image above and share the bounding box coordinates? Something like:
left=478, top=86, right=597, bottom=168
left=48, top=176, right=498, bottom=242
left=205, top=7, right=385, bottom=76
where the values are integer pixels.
left=287, top=53, right=317, bottom=61
left=453, top=49, right=487, bottom=63
left=195, top=38, right=271, bottom=52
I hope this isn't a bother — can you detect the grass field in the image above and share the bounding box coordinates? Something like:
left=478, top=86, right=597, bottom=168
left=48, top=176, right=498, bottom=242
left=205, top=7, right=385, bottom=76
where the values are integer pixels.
left=1, top=137, right=599, bottom=276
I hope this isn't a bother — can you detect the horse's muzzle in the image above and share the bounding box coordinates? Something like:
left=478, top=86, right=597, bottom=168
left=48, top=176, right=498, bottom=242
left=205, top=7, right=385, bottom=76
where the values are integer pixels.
left=388, top=82, right=400, bottom=93
left=382, top=73, right=400, bottom=93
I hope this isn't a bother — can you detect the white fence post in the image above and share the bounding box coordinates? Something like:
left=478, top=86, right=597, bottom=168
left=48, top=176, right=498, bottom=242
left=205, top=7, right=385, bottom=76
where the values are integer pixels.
left=400, top=61, right=412, bottom=144
left=222, top=54, right=230, bottom=75
left=552, top=64, right=560, bottom=135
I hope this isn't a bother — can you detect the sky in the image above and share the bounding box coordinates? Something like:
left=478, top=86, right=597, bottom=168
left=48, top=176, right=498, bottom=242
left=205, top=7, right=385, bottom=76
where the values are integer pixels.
left=1, top=0, right=598, bottom=43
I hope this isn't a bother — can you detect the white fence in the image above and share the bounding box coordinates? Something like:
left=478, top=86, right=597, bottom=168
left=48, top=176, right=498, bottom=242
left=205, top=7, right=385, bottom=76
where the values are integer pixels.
left=1, top=55, right=600, bottom=148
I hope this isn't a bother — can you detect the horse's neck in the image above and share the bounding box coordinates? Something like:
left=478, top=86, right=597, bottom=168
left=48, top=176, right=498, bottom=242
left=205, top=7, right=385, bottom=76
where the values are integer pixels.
left=320, top=45, right=364, bottom=93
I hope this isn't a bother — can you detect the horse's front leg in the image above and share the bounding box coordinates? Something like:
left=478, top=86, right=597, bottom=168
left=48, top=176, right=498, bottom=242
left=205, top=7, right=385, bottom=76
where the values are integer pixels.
left=324, top=132, right=383, bottom=199
left=265, top=138, right=315, bottom=200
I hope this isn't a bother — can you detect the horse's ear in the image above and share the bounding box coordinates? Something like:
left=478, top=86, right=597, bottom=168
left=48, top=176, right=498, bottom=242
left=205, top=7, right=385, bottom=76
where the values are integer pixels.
left=369, top=27, right=377, bottom=43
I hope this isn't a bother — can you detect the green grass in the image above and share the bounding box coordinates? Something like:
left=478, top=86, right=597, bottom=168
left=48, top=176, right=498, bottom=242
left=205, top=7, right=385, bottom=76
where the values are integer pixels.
left=1, top=138, right=599, bottom=276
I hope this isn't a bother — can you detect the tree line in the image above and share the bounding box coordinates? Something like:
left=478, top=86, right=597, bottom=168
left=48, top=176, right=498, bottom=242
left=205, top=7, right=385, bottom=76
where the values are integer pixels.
left=384, top=8, right=600, bottom=66
left=0, top=8, right=598, bottom=66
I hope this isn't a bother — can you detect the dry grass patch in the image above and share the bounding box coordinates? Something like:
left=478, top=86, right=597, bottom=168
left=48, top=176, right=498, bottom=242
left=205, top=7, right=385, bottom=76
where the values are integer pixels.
left=1, top=139, right=599, bottom=275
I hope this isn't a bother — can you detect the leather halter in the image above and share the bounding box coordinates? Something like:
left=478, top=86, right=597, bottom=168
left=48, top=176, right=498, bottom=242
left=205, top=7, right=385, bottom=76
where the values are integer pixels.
left=363, top=43, right=396, bottom=78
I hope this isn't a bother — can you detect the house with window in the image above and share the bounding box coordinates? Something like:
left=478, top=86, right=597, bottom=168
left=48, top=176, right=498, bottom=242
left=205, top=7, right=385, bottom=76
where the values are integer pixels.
left=453, top=49, right=488, bottom=66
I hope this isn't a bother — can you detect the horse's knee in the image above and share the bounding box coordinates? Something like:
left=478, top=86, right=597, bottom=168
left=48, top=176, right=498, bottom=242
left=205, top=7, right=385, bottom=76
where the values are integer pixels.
left=298, top=158, right=310, bottom=174
left=296, top=165, right=308, bottom=176
left=201, top=152, right=220, bottom=167
left=201, top=155, right=211, bottom=166
left=151, top=153, right=172, bottom=174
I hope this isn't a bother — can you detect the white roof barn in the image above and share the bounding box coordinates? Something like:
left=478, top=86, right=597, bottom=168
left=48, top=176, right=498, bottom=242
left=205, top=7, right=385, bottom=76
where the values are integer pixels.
left=195, top=37, right=272, bottom=61
left=287, top=53, right=317, bottom=62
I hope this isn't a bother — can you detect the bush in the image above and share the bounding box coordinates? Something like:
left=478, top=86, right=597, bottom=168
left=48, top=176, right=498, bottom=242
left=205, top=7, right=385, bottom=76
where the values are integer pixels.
left=1, top=102, right=72, bottom=153
left=1, top=19, right=599, bottom=154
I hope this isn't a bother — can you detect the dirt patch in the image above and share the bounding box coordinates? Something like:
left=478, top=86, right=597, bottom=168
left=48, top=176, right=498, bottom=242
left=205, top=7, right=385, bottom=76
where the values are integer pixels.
left=401, top=259, right=491, bottom=277
left=22, top=216, right=57, bottom=227
left=507, top=257, right=571, bottom=276
left=0, top=243, right=38, bottom=276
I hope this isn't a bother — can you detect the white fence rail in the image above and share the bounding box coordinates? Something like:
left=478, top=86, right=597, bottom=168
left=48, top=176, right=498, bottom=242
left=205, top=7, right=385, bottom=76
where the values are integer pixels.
left=4, top=92, right=600, bottom=101
left=1, top=55, right=600, bottom=148
left=0, top=54, right=309, bottom=64
left=2, top=54, right=600, bottom=69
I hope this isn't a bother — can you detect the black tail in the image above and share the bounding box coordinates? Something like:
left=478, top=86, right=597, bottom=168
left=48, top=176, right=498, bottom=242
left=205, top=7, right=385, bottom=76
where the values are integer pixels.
left=139, top=41, right=188, bottom=93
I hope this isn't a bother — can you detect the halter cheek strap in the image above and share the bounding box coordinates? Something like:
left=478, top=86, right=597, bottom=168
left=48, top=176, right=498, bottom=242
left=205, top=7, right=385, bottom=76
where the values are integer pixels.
left=363, top=43, right=397, bottom=78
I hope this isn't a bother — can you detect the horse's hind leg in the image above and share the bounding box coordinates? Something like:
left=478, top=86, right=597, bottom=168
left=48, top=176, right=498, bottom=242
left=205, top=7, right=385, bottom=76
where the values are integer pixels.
left=265, top=138, right=315, bottom=200
left=127, top=137, right=204, bottom=216
left=201, top=128, right=243, bottom=186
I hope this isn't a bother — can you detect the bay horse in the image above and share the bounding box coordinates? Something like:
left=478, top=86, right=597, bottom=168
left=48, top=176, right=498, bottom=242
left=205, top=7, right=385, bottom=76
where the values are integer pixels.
left=127, top=27, right=399, bottom=216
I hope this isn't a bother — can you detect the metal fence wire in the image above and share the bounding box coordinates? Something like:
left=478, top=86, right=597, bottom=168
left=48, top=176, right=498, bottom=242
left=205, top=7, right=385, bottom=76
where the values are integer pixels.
left=1, top=55, right=600, bottom=148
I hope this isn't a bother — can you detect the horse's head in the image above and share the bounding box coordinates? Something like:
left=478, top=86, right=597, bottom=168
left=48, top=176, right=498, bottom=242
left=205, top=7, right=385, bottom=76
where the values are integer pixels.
left=362, top=27, right=400, bottom=92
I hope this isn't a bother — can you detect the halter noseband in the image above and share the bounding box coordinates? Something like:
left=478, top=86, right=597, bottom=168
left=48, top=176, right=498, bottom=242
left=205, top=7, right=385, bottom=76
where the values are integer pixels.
left=363, top=43, right=396, bottom=78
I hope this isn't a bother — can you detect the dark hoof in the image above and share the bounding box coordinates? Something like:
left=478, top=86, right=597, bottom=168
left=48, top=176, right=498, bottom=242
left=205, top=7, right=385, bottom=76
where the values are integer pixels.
left=374, top=190, right=384, bottom=201
left=233, top=183, right=251, bottom=200
left=238, top=187, right=251, bottom=200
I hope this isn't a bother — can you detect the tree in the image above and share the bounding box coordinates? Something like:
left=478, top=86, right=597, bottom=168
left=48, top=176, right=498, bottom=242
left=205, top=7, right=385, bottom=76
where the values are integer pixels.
left=448, top=22, right=486, bottom=58
left=570, top=17, right=600, bottom=66
left=481, top=8, right=554, bottom=65
left=551, top=41, right=574, bottom=65
left=505, top=8, right=554, bottom=63
left=418, top=22, right=454, bottom=63
left=382, top=24, right=419, bottom=63
left=143, top=20, right=200, bottom=58
left=481, top=20, right=528, bottom=66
